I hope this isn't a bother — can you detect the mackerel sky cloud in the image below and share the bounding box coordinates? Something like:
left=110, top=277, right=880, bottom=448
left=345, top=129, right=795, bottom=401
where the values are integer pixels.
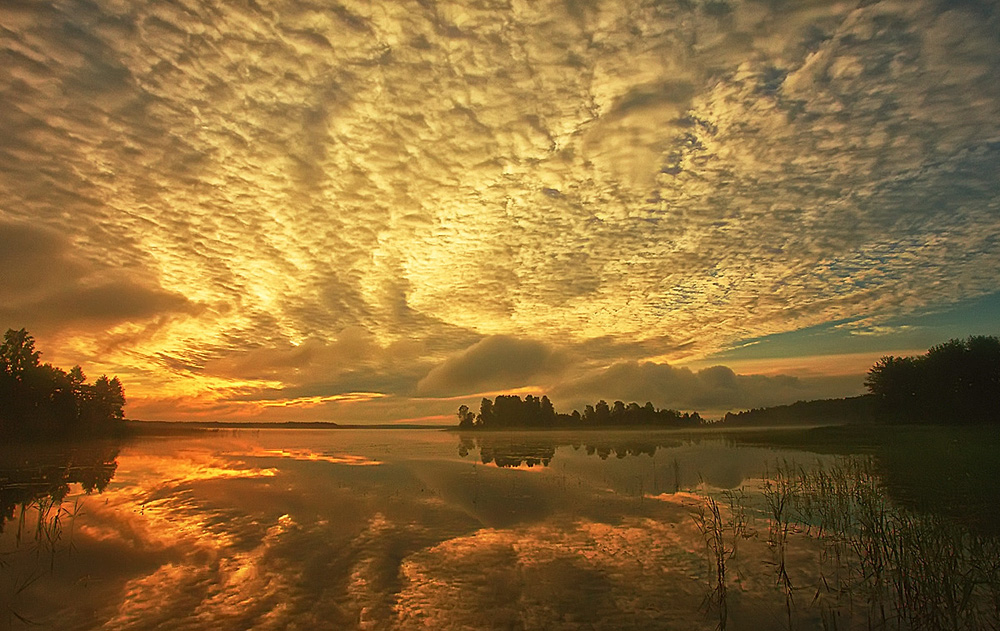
left=1, top=0, right=998, bottom=421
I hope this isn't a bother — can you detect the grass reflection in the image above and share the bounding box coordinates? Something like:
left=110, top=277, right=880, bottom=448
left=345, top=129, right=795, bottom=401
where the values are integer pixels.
left=0, top=442, right=119, bottom=625
left=460, top=430, right=1000, bottom=629
left=690, top=458, right=1000, bottom=630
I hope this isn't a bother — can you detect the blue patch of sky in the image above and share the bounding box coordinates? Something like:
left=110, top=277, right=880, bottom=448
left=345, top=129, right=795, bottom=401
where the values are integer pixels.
left=709, top=291, right=1000, bottom=361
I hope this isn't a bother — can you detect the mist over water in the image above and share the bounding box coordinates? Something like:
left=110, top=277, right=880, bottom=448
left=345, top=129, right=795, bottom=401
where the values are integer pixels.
left=2, top=428, right=996, bottom=630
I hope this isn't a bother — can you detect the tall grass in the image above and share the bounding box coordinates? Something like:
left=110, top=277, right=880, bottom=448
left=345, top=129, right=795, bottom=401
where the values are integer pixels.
left=693, top=457, right=1000, bottom=630
left=763, top=461, right=799, bottom=628
left=692, top=495, right=732, bottom=630
left=2, top=495, right=81, bottom=626
left=692, top=489, right=755, bottom=631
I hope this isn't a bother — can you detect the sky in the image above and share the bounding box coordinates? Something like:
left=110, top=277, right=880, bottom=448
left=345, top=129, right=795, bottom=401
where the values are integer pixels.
left=1, top=0, right=999, bottom=423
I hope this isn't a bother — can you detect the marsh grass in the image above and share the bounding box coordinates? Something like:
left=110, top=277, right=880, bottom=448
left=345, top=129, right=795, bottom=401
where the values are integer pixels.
left=692, top=495, right=732, bottom=630
left=695, top=457, right=1000, bottom=630
left=692, top=489, right=756, bottom=630
left=2, top=495, right=81, bottom=627
left=763, top=461, right=800, bottom=628
left=794, top=458, right=1000, bottom=629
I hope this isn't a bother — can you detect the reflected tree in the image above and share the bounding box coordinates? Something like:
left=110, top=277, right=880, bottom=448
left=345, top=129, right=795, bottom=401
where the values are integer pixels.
left=0, top=443, right=119, bottom=532
left=459, top=435, right=666, bottom=468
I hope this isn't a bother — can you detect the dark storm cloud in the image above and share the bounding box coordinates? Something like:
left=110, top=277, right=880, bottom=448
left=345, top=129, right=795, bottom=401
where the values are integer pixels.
left=210, top=337, right=434, bottom=404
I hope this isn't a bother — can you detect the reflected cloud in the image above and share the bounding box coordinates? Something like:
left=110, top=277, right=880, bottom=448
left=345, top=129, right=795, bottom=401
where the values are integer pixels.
left=102, top=512, right=302, bottom=631
left=234, top=447, right=382, bottom=466
left=395, top=518, right=709, bottom=630
left=126, top=452, right=278, bottom=488
left=3, top=429, right=996, bottom=629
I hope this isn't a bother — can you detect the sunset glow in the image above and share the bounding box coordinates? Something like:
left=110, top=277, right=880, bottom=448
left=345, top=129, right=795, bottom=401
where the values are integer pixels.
left=2, top=0, right=998, bottom=422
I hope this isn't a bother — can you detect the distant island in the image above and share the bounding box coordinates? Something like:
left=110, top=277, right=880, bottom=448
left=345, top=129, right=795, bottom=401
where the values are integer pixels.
left=457, top=336, right=1000, bottom=429
left=0, top=328, right=126, bottom=439
left=456, top=394, right=702, bottom=430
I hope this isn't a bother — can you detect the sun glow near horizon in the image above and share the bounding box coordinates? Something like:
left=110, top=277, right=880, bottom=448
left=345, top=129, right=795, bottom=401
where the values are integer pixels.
left=2, top=0, right=999, bottom=422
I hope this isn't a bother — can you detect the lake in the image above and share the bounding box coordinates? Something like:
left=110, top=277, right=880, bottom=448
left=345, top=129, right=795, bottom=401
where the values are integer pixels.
left=2, top=427, right=998, bottom=630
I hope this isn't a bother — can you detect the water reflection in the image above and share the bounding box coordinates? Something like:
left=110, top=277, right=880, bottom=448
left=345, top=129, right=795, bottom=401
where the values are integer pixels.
left=458, top=429, right=1000, bottom=629
left=459, top=434, right=672, bottom=469
left=719, top=425, right=1000, bottom=536
left=1, top=429, right=997, bottom=630
left=0, top=441, right=121, bottom=626
left=459, top=436, right=556, bottom=468
left=0, top=442, right=119, bottom=532
left=458, top=427, right=1000, bottom=536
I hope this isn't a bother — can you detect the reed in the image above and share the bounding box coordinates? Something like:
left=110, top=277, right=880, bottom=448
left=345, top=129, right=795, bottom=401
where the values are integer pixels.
left=691, top=489, right=756, bottom=630
left=705, top=457, right=1000, bottom=630
left=692, top=495, right=731, bottom=630
left=763, top=461, right=798, bottom=628
left=2, top=494, right=81, bottom=626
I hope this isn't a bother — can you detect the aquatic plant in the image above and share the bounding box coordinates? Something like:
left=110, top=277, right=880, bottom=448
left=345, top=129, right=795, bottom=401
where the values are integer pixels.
left=698, top=457, right=1000, bottom=630
left=3, top=494, right=82, bottom=626
left=691, top=489, right=756, bottom=631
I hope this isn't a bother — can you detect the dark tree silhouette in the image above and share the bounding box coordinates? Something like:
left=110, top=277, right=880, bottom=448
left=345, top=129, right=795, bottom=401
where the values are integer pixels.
left=459, top=394, right=702, bottom=430
left=457, top=404, right=476, bottom=429
left=0, top=328, right=127, bottom=439
left=478, top=397, right=495, bottom=428
left=865, top=336, right=1000, bottom=424
left=722, top=396, right=874, bottom=427
left=592, top=400, right=611, bottom=425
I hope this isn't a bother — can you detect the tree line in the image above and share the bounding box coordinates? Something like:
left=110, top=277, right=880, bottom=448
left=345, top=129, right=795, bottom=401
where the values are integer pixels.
left=457, top=394, right=702, bottom=430
left=0, top=329, right=126, bottom=439
left=456, top=336, right=1000, bottom=430
left=721, top=396, right=874, bottom=427
left=865, top=335, right=1000, bottom=424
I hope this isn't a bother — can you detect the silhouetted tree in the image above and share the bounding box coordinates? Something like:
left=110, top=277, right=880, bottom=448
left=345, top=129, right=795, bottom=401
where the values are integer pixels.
left=722, top=396, right=874, bottom=427
left=594, top=400, right=611, bottom=425
left=477, top=397, right=495, bottom=427
left=458, top=394, right=704, bottom=430
left=0, top=328, right=40, bottom=377
left=457, top=404, right=476, bottom=429
left=611, top=400, right=626, bottom=424
left=540, top=395, right=556, bottom=427
left=865, top=336, right=1000, bottom=424
left=0, top=328, right=127, bottom=439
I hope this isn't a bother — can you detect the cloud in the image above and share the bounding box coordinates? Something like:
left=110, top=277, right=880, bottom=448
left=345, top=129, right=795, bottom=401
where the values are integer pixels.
left=550, top=361, right=864, bottom=415
left=199, top=327, right=434, bottom=402
left=203, top=327, right=387, bottom=382
left=417, top=336, right=567, bottom=397
left=0, top=220, right=83, bottom=296
left=0, top=220, right=197, bottom=332
left=1, top=0, right=999, bottom=418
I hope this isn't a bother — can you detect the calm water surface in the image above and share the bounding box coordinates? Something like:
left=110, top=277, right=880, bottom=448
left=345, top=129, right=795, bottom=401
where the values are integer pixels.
left=1, top=428, right=996, bottom=630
